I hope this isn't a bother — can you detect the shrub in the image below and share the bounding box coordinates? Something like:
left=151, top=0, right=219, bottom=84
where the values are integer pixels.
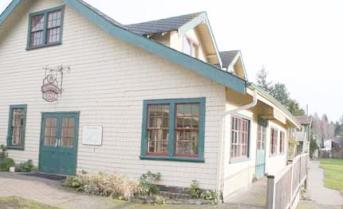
left=0, top=145, right=8, bottom=159
left=200, top=190, right=218, bottom=204
left=0, top=157, right=15, bottom=171
left=15, top=160, right=35, bottom=172
left=63, top=172, right=139, bottom=200
left=138, top=171, right=161, bottom=196
left=187, top=180, right=202, bottom=199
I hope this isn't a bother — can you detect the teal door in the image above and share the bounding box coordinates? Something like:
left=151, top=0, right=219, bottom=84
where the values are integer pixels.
left=255, top=126, right=266, bottom=179
left=39, top=112, right=79, bottom=176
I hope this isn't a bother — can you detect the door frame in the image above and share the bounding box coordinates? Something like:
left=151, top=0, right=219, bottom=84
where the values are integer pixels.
left=255, top=125, right=267, bottom=179
left=38, top=111, right=80, bottom=175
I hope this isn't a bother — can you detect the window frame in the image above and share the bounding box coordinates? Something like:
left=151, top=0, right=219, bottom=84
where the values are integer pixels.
left=270, top=127, right=279, bottom=156
left=279, top=131, right=285, bottom=154
left=27, top=6, right=65, bottom=50
left=229, top=115, right=251, bottom=163
left=7, top=104, right=27, bottom=150
left=257, top=125, right=266, bottom=150
left=140, top=98, right=206, bottom=163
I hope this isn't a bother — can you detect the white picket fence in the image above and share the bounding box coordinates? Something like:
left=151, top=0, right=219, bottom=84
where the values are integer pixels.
left=266, top=153, right=309, bottom=209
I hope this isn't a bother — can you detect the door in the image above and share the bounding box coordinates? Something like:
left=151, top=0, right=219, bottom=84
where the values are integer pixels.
left=39, top=112, right=79, bottom=175
left=255, top=125, right=266, bottom=179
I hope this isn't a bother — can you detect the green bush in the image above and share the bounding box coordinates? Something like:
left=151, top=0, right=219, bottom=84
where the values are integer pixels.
left=200, top=190, right=218, bottom=204
left=138, top=171, right=161, bottom=196
left=0, top=157, right=15, bottom=171
left=0, top=145, right=8, bottom=159
left=63, top=172, right=139, bottom=200
left=187, top=180, right=202, bottom=199
left=15, top=160, right=35, bottom=172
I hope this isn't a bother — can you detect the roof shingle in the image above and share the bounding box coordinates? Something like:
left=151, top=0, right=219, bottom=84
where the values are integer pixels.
left=125, top=12, right=202, bottom=35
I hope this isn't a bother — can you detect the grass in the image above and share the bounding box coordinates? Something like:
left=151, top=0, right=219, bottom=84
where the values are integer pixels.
left=320, top=159, right=343, bottom=194
left=0, top=196, right=60, bottom=209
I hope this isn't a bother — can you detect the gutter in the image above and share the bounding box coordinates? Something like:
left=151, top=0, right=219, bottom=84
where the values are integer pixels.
left=217, top=88, right=258, bottom=201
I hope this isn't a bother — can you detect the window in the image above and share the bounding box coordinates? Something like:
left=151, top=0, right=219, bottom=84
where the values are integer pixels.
left=270, top=128, right=278, bottom=155
left=7, top=105, right=27, bottom=150
left=230, top=116, right=250, bottom=160
left=279, top=131, right=285, bottom=153
left=182, top=36, right=199, bottom=58
left=28, top=6, right=64, bottom=49
left=257, top=125, right=266, bottom=150
left=141, top=98, right=205, bottom=162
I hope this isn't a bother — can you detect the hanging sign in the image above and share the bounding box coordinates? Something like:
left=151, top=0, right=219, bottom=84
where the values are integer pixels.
left=41, top=65, right=69, bottom=102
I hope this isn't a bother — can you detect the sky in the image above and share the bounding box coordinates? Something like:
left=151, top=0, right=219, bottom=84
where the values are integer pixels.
left=1, top=0, right=342, bottom=122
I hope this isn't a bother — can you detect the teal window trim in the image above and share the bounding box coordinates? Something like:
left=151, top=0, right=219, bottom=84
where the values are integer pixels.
left=6, top=104, right=27, bottom=150
left=26, top=5, right=65, bottom=50
left=140, top=98, right=206, bottom=163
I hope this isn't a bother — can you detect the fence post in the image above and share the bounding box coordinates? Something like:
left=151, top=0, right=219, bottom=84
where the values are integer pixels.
left=266, top=175, right=275, bottom=209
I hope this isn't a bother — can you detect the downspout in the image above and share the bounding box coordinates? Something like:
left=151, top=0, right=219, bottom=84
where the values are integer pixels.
left=217, top=87, right=258, bottom=202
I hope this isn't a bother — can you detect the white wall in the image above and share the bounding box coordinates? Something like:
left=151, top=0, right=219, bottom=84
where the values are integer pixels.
left=222, top=103, right=288, bottom=198
left=0, top=0, right=226, bottom=190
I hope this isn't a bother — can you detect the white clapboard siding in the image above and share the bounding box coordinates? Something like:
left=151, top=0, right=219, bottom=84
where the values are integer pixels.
left=0, top=0, right=226, bottom=190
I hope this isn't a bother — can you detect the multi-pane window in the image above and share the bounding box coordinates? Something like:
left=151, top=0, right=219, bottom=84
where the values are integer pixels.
left=28, top=7, right=64, bottom=49
left=141, top=98, right=205, bottom=161
left=175, top=104, right=199, bottom=157
left=279, top=131, right=285, bottom=153
left=7, top=105, right=27, bottom=149
left=257, top=125, right=266, bottom=150
left=44, top=118, right=57, bottom=146
left=147, top=104, right=169, bottom=155
left=61, top=117, right=75, bottom=148
left=182, top=36, right=199, bottom=58
left=230, top=116, right=250, bottom=159
left=270, top=128, right=278, bottom=155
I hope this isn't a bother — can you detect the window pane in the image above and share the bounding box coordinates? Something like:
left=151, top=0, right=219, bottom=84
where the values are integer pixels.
left=11, top=109, right=25, bottom=146
left=47, top=27, right=61, bottom=44
left=31, top=14, right=44, bottom=32
left=147, top=104, right=169, bottom=155
left=48, top=11, right=62, bottom=28
left=31, top=31, right=44, bottom=47
left=175, top=104, right=199, bottom=156
left=231, top=117, right=250, bottom=159
left=44, top=118, right=57, bottom=146
left=61, top=117, right=74, bottom=148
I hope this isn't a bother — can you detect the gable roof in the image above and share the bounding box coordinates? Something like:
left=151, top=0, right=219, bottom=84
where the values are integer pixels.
left=126, top=12, right=202, bottom=35
left=219, top=50, right=240, bottom=69
left=0, top=0, right=246, bottom=93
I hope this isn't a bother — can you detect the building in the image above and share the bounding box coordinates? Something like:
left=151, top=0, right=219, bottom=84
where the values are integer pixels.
left=0, top=0, right=300, bottom=200
left=295, top=115, right=312, bottom=154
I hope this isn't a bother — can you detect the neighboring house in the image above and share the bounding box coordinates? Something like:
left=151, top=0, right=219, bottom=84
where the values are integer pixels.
left=295, top=115, right=312, bottom=154
left=0, top=0, right=300, bottom=200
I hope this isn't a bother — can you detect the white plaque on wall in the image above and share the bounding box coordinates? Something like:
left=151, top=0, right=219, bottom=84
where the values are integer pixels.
left=82, top=126, right=103, bottom=145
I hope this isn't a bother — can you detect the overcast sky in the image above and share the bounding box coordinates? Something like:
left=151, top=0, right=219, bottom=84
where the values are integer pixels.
left=1, top=0, right=342, bottom=121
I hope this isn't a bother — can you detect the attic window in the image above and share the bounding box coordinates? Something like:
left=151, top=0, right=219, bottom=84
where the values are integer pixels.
left=27, top=6, right=64, bottom=50
left=182, top=36, right=199, bottom=58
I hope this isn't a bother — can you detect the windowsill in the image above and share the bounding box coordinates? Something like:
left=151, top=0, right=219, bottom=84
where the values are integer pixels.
left=140, top=155, right=205, bottom=163
left=6, top=146, right=24, bottom=151
left=229, top=156, right=250, bottom=164
left=26, top=42, right=62, bottom=51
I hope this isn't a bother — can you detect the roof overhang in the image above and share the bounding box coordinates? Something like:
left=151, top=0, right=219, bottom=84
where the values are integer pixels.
left=247, top=84, right=300, bottom=129
left=0, top=0, right=247, bottom=94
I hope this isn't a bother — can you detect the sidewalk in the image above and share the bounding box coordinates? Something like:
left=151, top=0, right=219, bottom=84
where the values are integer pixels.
left=307, top=161, right=343, bottom=205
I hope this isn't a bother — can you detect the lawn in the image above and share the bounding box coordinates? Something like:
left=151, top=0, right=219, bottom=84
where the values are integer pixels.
left=320, top=159, right=343, bottom=194
left=0, top=196, right=60, bottom=209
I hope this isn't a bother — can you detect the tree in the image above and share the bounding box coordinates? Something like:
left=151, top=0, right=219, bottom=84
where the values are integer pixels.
left=269, top=82, right=289, bottom=107
left=256, top=67, right=272, bottom=92
left=256, top=69, right=305, bottom=116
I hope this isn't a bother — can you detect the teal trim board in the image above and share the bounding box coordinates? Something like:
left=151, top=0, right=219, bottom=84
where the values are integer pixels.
left=140, top=97, right=205, bottom=163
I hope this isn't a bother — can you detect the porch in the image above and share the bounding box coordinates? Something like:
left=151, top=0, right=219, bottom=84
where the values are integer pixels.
left=225, top=178, right=267, bottom=209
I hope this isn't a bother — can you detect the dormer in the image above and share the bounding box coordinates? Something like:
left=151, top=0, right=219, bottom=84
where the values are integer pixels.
left=126, top=12, right=222, bottom=66
left=219, top=50, right=247, bottom=80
